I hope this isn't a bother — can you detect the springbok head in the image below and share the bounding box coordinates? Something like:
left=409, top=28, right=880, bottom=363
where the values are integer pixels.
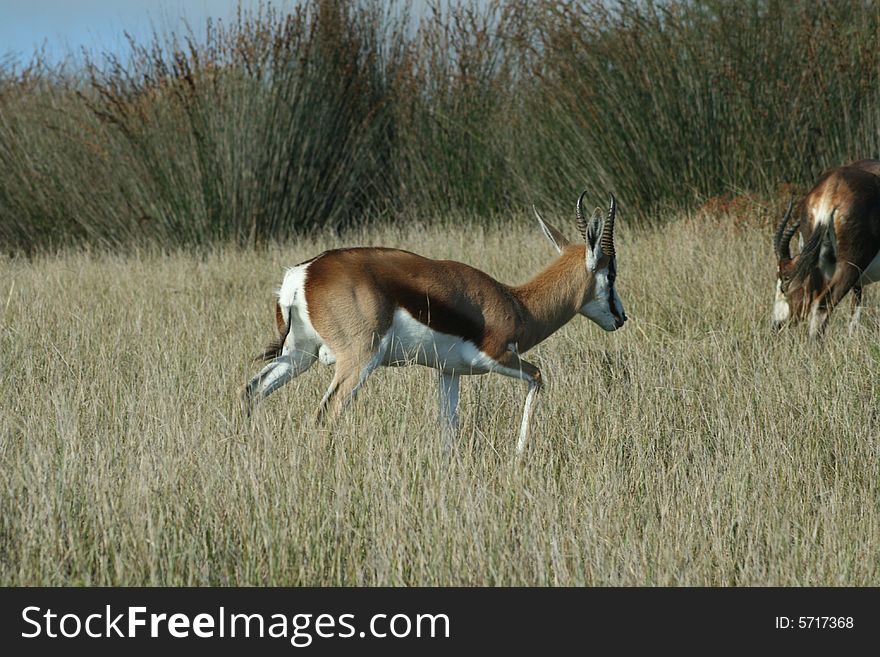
left=577, top=192, right=627, bottom=330
left=535, top=192, right=627, bottom=331
left=772, top=198, right=827, bottom=329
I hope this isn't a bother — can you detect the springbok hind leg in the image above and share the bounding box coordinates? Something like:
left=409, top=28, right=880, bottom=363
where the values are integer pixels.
left=315, top=350, right=382, bottom=427
left=242, top=347, right=317, bottom=415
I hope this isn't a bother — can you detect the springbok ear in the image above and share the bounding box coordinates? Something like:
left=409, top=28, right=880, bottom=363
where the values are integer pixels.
left=533, top=205, right=570, bottom=254
left=584, top=207, right=605, bottom=271
left=586, top=207, right=603, bottom=248
left=584, top=193, right=618, bottom=270
left=575, top=191, right=608, bottom=271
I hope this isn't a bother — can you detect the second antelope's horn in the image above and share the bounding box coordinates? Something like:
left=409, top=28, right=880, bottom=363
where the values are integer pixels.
left=774, top=197, right=799, bottom=260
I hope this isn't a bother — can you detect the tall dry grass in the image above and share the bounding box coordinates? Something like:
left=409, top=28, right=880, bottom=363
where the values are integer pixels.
left=1, top=210, right=878, bottom=585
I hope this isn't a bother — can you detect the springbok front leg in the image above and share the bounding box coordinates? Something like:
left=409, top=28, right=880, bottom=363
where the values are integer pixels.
left=491, top=351, right=543, bottom=455
left=438, top=371, right=461, bottom=450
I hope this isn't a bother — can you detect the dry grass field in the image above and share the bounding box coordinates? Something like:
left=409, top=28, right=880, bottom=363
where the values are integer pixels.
left=1, top=211, right=878, bottom=585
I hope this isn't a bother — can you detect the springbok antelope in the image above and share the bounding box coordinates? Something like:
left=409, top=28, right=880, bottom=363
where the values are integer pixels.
left=243, top=193, right=626, bottom=454
left=773, top=159, right=880, bottom=337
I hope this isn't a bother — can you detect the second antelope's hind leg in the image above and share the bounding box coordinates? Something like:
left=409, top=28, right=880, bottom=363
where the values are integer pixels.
left=243, top=346, right=318, bottom=415
left=809, top=265, right=863, bottom=338
left=848, top=285, right=864, bottom=336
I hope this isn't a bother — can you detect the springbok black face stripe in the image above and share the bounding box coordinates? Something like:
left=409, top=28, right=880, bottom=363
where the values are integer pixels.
left=606, top=258, right=624, bottom=324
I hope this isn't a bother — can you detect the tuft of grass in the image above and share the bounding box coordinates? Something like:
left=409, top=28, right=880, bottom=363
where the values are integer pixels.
left=1, top=212, right=878, bottom=585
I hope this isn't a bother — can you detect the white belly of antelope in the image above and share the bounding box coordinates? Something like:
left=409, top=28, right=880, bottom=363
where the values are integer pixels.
left=379, top=309, right=494, bottom=373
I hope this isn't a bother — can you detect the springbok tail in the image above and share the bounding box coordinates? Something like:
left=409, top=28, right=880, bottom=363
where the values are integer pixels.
left=256, top=302, right=291, bottom=362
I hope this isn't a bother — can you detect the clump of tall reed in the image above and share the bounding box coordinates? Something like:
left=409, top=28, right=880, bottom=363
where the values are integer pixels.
left=1, top=1, right=879, bottom=253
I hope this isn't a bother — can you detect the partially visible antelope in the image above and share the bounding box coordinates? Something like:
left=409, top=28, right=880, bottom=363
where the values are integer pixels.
left=772, top=159, right=880, bottom=337
left=243, top=193, right=626, bottom=454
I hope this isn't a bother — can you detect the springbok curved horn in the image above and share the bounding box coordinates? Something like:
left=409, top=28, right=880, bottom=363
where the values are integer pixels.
left=781, top=220, right=800, bottom=258
left=773, top=197, right=798, bottom=260
left=576, top=191, right=588, bottom=238
left=600, top=193, right=617, bottom=258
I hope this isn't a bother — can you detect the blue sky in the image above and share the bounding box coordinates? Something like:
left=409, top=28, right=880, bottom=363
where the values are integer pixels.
left=0, top=1, right=274, bottom=65
left=0, top=1, right=441, bottom=66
